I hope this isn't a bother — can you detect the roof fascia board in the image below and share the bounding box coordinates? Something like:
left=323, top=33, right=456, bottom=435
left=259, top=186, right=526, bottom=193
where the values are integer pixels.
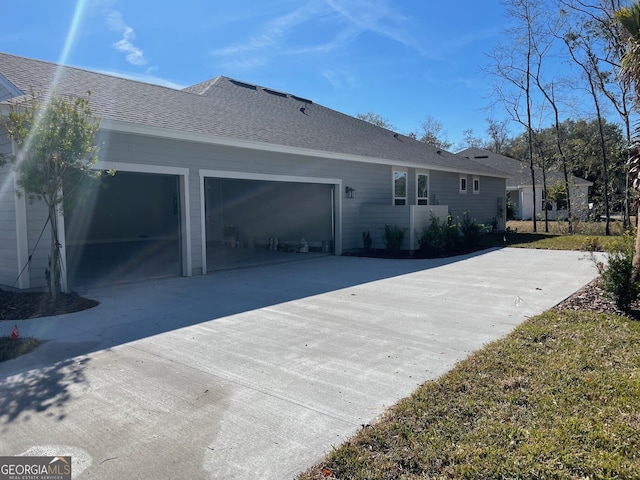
left=100, top=119, right=509, bottom=179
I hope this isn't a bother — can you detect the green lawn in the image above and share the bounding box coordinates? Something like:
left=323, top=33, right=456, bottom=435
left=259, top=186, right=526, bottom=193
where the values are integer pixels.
left=480, top=231, right=621, bottom=252
left=298, top=311, right=640, bottom=479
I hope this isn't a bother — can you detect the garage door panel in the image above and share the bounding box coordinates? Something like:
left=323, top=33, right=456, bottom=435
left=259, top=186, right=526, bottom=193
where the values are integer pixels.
left=205, top=177, right=334, bottom=270
left=64, top=171, right=181, bottom=287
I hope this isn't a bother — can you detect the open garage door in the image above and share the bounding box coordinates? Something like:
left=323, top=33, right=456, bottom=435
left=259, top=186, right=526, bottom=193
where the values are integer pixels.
left=64, top=171, right=182, bottom=287
left=204, top=177, right=334, bottom=271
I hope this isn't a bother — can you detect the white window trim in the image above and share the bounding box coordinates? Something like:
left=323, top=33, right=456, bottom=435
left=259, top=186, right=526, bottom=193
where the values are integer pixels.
left=393, top=168, right=408, bottom=205
left=473, top=176, right=480, bottom=194
left=459, top=174, right=468, bottom=194
left=416, top=171, right=429, bottom=205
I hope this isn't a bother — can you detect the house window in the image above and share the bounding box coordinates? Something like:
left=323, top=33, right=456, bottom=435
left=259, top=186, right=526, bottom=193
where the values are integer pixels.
left=417, top=173, right=429, bottom=205
left=473, top=176, right=480, bottom=194
left=393, top=169, right=407, bottom=205
left=459, top=175, right=467, bottom=194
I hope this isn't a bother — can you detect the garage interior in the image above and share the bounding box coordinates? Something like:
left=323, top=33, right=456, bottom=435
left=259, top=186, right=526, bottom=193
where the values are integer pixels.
left=204, top=177, right=334, bottom=272
left=64, top=171, right=182, bottom=288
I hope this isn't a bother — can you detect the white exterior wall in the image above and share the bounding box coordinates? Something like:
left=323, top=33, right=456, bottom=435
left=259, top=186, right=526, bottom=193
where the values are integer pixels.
left=519, top=184, right=590, bottom=221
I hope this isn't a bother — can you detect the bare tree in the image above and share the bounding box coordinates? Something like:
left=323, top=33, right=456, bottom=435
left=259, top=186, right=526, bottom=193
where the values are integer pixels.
left=487, top=0, right=547, bottom=231
left=564, top=32, right=614, bottom=235
left=529, top=11, right=577, bottom=232
left=409, top=115, right=453, bottom=150
left=356, top=111, right=396, bottom=130
left=486, top=119, right=511, bottom=154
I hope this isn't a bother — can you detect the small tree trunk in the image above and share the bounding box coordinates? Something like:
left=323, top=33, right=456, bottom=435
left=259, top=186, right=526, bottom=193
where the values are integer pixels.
left=49, top=205, right=59, bottom=302
left=542, top=165, right=549, bottom=233
left=633, top=204, right=640, bottom=283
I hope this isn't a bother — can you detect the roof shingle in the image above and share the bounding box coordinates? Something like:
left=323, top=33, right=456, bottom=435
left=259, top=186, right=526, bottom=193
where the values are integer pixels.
left=458, top=147, right=591, bottom=187
left=0, top=52, right=507, bottom=177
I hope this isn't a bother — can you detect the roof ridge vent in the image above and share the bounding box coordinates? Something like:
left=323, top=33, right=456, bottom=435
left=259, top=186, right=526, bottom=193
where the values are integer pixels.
left=290, top=95, right=312, bottom=104
left=262, top=88, right=287, bottom=97
left=230, top=79, right=257, bottom=90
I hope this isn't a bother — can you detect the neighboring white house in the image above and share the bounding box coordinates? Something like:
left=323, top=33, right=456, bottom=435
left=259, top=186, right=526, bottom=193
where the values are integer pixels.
left=458, top=148, right=592, bottom=221
left=0, top=52, right=508, bottom=290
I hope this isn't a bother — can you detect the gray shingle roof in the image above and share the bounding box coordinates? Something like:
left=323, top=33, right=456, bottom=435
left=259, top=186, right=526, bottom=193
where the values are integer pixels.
left=458, top=147, right=592, bottom=188
left=0, top=52, right=507, bottom=177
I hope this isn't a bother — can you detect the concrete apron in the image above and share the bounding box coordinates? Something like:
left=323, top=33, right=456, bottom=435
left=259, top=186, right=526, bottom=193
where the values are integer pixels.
left=0, top=248, right=599, bottom=479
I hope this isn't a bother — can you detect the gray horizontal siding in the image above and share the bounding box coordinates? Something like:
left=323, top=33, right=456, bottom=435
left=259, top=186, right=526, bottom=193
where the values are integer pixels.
left=95, top=131, right=398, bottom=270
left=0, top=132, right=18, bottom=286
left=0, top=81, right=16, bottom=102
left=431, top=171, right=505, bottom=229
left=357, top=205, right=412, bottom=251
left=69, top=130, right=508, bottom=277
left=26, top=199, right=51, bottom=288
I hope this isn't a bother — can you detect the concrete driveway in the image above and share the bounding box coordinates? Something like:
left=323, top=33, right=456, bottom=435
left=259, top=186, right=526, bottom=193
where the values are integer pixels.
left=0, top=248, right=598, bottom=479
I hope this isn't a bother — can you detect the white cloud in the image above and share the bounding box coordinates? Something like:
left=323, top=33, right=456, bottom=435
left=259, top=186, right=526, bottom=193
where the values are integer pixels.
left=210, top=2, right=328, bottom=68
left=210, top=0, right=434, bottom=73
left=325, top=0, right=429, bottom=56
left=321, top=68, right=356, bottom=89
left=106, top=10, right=148, bottom=66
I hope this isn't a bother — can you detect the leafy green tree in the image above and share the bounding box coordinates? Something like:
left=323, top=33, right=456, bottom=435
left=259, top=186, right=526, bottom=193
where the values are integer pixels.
left=506, top=118, right=626, bottom=226
left=3, top=90, right=101, bottom=299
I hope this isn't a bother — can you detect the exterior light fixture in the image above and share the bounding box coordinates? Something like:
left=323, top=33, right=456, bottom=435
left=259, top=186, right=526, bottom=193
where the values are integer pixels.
left=345, top=186, right=356, bottom=199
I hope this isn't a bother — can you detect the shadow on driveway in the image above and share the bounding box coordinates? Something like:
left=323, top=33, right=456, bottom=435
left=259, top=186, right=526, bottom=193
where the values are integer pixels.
left=0, top=354, right=91, bottom=430
left=4, top=250, right=497, bottom=369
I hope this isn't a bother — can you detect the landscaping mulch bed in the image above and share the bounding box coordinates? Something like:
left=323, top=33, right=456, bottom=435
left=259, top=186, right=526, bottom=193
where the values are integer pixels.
left=553, top=278, right=640, bottom=320
left=0, top=289, right=98, bottom=320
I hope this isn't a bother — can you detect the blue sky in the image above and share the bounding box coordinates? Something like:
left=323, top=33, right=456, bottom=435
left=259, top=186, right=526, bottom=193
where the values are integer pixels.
left=2, top=0, right=513, bottom=148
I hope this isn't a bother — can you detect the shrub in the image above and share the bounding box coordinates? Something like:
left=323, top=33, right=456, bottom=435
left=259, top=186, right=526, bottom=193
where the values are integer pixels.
left=582, top=236, right=602, bottom=252
left=460, top=212, right=482, bottom=248
left=596, top=233, right=640, bottom=310
left=506, top=195, right=516, bottom=220
left=362, top=231, right=372, bottom=253
left=383, top=224, right=406, bottom=256
left=418, top=214, right=461, bottom=257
